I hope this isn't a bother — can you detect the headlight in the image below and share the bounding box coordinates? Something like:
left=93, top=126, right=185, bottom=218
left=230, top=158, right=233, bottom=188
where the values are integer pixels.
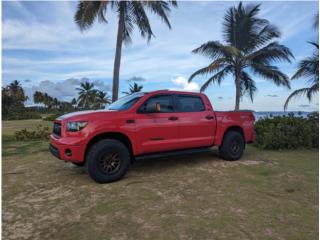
left=67, top=121, right=88, bottom=132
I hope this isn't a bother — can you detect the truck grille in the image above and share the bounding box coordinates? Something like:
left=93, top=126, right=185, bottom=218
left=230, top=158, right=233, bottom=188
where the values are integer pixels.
left=53, top=122, right=61, bottom=137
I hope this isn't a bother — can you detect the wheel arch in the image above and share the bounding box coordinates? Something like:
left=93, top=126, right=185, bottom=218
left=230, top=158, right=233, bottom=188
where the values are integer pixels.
left=220, top=125, right=245, bottom=146
left=84, top=132, right=134, bottom=163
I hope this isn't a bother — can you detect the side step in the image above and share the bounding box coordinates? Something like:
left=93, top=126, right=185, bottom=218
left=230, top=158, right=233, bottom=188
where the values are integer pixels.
left=135, top=147, right=213, bottom=161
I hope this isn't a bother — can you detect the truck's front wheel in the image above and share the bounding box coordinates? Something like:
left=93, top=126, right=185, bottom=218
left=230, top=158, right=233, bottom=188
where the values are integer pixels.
left=219, top=131, right=245, bottom=161
left=86, top=139, right=130, bottom=183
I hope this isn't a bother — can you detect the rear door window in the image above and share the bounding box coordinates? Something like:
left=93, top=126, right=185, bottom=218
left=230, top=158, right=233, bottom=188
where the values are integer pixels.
left=176, top=95, right=205, bottom=112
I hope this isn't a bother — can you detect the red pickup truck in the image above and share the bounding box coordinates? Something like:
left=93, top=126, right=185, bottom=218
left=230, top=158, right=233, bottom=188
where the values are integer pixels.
left=49, top=90, right=255, bottom=183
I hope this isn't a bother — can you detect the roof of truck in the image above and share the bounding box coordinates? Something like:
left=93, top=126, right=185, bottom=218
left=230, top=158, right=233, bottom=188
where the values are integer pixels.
left=145, top=89, right=202, bottom=95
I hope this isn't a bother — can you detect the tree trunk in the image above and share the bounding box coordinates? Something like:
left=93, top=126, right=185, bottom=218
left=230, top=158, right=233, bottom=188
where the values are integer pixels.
left=234, top=68, right=241, bottom=111
left=112, top=2, right=125, bottom=102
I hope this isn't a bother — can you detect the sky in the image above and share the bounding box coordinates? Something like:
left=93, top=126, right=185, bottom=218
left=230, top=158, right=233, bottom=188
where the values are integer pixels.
left=2, top=0, right=319, bottom=111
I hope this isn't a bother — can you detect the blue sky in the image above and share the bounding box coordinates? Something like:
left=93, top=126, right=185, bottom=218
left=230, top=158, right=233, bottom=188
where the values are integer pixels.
left=2, top=1, right=319, bottom=111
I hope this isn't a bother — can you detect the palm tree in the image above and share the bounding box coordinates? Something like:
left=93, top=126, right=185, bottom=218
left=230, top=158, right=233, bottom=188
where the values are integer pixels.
left=43, top=93, right=54, bottom=110
left=96, top=90, right=111, bottom=109
left=122, top=82, right=143, bottom=95
left=75, top=1, right=177, bottom=102
left=33, top=91, right=43, bottom=104
left=189, top=2, right=293, bottom=110
left=33, top=91, right=44, bottom=110
left=76, top=81, right=97, bottom=109
left=71, top=98, right=77, bottom=108
left=284, top=42, right=319, bottom=110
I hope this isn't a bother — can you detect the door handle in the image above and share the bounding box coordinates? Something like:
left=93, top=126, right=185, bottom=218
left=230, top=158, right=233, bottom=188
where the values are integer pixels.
left=205, top=115, right=214, bottom=120
left=168, top=116, right=179, bottom=121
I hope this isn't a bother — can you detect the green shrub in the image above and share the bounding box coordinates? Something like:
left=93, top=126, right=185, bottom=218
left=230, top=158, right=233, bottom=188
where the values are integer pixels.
left=14, top=125, right=51, bottom=141
left=254, top=112, right=319, bottom=150
left=3, top=108, right=41, bottom=120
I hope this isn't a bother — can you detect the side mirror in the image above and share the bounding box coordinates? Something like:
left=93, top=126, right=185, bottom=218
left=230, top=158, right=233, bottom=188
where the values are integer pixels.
left=146, top=102, right=161, bottom=113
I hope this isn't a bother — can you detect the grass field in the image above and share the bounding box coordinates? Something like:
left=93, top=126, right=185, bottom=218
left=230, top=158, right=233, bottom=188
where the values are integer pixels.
left=2, top=120, right=319, bottom=240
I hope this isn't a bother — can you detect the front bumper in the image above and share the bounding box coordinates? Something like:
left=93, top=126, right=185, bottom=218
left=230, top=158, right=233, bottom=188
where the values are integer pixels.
left=49, top=134, right=86, bottom=163
left=49, top=144, right=61, bottom=159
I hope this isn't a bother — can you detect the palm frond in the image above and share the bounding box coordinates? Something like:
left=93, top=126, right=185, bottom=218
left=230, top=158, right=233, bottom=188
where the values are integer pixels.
left=240, top=71, right=257, bottom=102
left=122, top=2, right=135, bottom=44
left=143, top=1, right=173, bottom=29
left=75, top=1, right=102, bottom=31
left=189, top=58, right=228, bottom=82
left=246, top=42, right=293, bottom=65
left=284, top=87, right=317, bottom=110
left=131, top=1, right=153, bottom=42
left=292, top=56, right=319, bottom=80
left=251, top=63, right=290, bottom=88
left=192, top=41, right=237, bottom=60
left=200, top=66, right=232, bottom=92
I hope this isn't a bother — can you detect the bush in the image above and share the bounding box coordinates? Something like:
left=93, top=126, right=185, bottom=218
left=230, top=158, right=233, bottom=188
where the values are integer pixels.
left=254, top=112, right=319, bottom=150
left=3, top=107, right=41, bottom=120
left=14, top=125, right=51, bottom=141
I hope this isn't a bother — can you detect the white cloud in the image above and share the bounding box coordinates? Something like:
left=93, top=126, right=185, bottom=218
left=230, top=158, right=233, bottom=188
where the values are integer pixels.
left=24, top=78, right=111, bottom=104
left=171, top=76, right=199, bottom=92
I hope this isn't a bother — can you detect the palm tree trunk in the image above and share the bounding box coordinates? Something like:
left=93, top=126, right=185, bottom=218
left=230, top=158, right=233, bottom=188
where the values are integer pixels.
left=112, top=2, right=125, bottom=102
left=234, top=67, right=241, bottom=111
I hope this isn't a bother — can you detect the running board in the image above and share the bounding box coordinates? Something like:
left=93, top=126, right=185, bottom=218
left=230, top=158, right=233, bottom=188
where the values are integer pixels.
left=135, top=147, right=213, bottom=161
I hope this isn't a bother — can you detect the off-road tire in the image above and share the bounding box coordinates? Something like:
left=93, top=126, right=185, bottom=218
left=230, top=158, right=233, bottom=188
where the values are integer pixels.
left=219, top=131, right=245, bottom=161
left=86, top=139, right=130, bottom=183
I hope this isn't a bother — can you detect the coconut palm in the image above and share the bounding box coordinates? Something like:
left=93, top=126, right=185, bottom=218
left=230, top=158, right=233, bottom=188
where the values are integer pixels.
left=189, top=2, right=293, bottom=110
left=284, top=42, right=319, bottom=110
left=75, top=1, right=177, bottom=102
left=122, top=82, right=143, bottom=95
left=71, top=98, right=77, bottom=107
left=33, top=91, right=43, bottom=105
left=76, top=81, right=97, bottom=109
left=43, top=93, right=54, bottom=110
left=96, top=90, right=111, bottom=109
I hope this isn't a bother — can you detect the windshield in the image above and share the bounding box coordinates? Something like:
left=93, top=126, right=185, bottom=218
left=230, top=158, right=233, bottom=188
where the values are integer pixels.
left=106, top=92, right=145, bottom=111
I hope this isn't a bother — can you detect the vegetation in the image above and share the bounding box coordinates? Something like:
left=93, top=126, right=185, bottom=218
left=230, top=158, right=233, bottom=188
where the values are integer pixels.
left=3, top=127, right=318, bottom=239
left=33, top=91, right=74, bottom=112
left=2, top=79, right=111, bottom=120
left=2, top=80, right=41, bottom=120
left=254, top=112, right=319, bottom=150
left=76, top=81, right=111, bottom=110
left=189, top=2, right=293, bottom=110
left=284, top=14, right=319, bottom=110
left=14, top=125, right=51, bottom=141
left=122, top=82, right=143, bottom=95
left=74, top=1, right=177, bottom=102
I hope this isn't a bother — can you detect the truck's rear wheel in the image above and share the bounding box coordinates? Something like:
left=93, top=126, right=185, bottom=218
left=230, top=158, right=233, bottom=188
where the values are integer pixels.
left=219, top=131, right=245, bottom=161
left=86, top=139, right=130, bottom=183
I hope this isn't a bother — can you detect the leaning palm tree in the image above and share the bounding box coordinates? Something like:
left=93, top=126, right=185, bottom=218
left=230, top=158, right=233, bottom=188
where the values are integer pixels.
left=189, top=2, right=294, bottom=110
left=284, top=42, right=319, bottom=110
left=75, top=1, right=177, bottom=102
left=122, top=82, right=143, bottom=95
left=76, top=81, right=97, bottom=109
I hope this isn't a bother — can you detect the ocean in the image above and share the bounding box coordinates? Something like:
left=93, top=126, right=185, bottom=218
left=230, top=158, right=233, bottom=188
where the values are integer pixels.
left=253, top=111, right=315, bottom=121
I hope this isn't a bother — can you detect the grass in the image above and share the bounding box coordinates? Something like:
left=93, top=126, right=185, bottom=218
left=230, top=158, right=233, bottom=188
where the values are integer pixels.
left=2, top=120, right=318, bottom=240
left=2, top=119, right=52, bottom=135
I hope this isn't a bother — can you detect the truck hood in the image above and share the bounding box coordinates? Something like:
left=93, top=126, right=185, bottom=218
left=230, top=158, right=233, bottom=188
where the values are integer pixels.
left=57, top=109, right=117, bottom=121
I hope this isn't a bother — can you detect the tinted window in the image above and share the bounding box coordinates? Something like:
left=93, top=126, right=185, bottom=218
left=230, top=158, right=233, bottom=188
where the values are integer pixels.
left=139, top=95, right=174, bottom=113
left=107, top=92, right=145, bottom=110
left=176, top=95, right=205, bottom=112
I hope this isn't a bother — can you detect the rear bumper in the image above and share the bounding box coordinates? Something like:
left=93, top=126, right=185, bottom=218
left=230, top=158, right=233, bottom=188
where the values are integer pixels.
left=49, top=134, right=86, bottom=163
